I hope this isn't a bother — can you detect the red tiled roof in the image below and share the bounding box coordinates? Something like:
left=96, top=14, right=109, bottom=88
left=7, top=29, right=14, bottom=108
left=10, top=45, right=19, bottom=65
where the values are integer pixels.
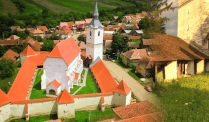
left=37, top=26, right=48, bottom=31
left=74, top=73, right=79, bottom=80
left=114, top=112, right=163, bottom=122
left=113, top=80, right=131, bottom=95
left=47, top=79, right=61, bottom=88
left=30, top=29, right=44, bottom=34
left=56, top=29, right=73, bottom=35
left=23, top=36, right=36, bottom=45
left=20, top=45, right=37, bottom=56
left=57, top=89, right=74, bottom=104
left=90, top=59, right=117, bottom=93
left=0, top=89, right=10, bottom=107
left=0, top=39, right=18, bottom=46
left=6, top=35, right=20, bottom=40
left=101, top=21, right=111, bottom=25
left=128, top=35, right=141, bottom=40
left=75, top=20, right=85, bottom=25
left=101, top=96, right=105, bottom=102
left=81, top=52, right=86, bottom=60
left=142, top=39, right=159, bottom=46
left=122, top=49, right=148, bottom=60
left=85, top=18, right=93, bottom=23
left=67, top=21, right=75, bottom=27
left=7, top=58, right=37, bottom=102
left=53, top=40, right=64, bottom=45
left=26, top=52, right=48, bottom=66
left=88, top=55, right=92, bottom=59
left=31, top=41, right=41, bottom=51
left=73, top=92, right=113, bottom=98
left=48, top=37, right=80, bottom=65
left=103, top=34, right=113, bottom=40
left=11, top=97, right=57, bottom=104
left=1, top=49, right=19, bottom=61
left=112, top=100, right=160, bottom=119
left=76, top=41, right=86, bottom=49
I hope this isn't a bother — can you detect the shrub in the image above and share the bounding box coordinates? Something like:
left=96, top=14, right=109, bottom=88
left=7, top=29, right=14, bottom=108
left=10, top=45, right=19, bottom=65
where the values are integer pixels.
left=0, top=58, right=15, bottom=79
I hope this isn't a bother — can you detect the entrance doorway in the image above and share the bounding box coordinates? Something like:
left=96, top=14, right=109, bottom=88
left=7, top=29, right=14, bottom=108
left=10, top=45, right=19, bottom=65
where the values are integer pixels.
left=49, top=89, right=56, bottom=95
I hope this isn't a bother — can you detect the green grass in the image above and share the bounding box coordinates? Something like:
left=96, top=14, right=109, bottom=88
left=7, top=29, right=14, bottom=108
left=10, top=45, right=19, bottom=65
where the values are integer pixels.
left=47, top=0, right=117, bottom=13
left=76, top=72, right=98, bottom=95
left=156, top=73, right=209, bottom=121
left=105, top=0, right=134, bottom=6
left=131, top=39, right=141, bottom=43
left=30, top=69, right=50, bottom=99
left=10, top=108, right=115, bottom=122
left=80, top=69, right=85, bottom=83
left=21, top=0, right=42, bottom=15
left=0, top=61, right=20, bottom=93
left=128, top=69, right=144, bottom=81
left=26, top=0, right=50, bottom=12
left=70, top=85, right=81, bottom=94
left=115, top=59, right=131, bottom=69
left=0, top=0, right=3, bottom=15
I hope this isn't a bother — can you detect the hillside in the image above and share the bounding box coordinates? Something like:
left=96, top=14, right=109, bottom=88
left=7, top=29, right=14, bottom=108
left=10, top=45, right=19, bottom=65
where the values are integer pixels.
left=0, top=0, right=135, bottom=15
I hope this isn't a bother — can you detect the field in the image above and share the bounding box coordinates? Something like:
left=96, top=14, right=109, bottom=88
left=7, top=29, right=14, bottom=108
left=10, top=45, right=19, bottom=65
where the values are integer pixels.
left=0, top=61, right=20, bottom=93
left=1, top=0, right=17, bottom=15
left=0, top=0, right=3, bottom=15
left=157, top=73, right=209, bottom=121
left=21, top=0, right=42, bottom=15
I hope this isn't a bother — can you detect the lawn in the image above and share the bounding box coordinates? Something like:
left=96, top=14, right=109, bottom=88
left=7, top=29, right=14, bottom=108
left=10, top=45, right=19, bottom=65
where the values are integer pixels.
left=80, top=69, right=85, bottom=83
left=47, top=0, right=117, bottom=13
left=21, top=0, right=42, bottom=15
left=9, top=108, right=115, bottom=122
left=70, top=85, right=81, bottom=94
left=115, top=59, right=131, bottom=69
left=0, top=61, right=20, bottom=93
left=156, top=73, right=209, bottom=121
left=131, top=39, right=141, bottom=43
left=76, top=72, right=98, bottom=95
left=30, top=69, right=50, bottom=99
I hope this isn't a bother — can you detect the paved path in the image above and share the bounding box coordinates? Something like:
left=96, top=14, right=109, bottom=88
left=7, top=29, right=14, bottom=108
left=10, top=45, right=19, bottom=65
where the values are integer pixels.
left=72, top=68, right=88, bottom=95
left=103, top=56, right=162, bottom=108
left=26, top=69, right=39, bottom=100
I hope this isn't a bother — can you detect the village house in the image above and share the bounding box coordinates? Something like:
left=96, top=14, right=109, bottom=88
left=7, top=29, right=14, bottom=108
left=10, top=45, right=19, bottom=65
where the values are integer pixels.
left=76, top=41, right=86, bottom=52
left=128, top=30, right=143, bottom=36
left=22, top=36, right=36, bottom=45
left=31, top=41, right=41, bottom=51
left=29, top=29, right=44, bottom=38
left=35, top=26, right=49, bottom=38
left=85, top=18, right=93, bottom=24
left=113, top=16, right=118, bottom=21
left=0, top=49, right=19, bottom=61
left=136, top=33, right=209, bottom=82
left=5, top=35, right=20, bottom=41
left=101, top=21, right=111, bottom=25
left=55, top=29, right=73, bottom=39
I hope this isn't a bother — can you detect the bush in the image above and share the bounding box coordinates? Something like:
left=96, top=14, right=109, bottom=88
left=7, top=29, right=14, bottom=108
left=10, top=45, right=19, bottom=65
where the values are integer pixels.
left=0, top=58, right=15, bottom=79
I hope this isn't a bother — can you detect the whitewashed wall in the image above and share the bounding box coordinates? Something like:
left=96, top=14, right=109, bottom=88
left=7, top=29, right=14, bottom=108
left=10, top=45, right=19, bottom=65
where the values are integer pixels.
left=86, top=46, right=94, bottom=59
left=165, top=61, right=177, bottom=80
left=0, top=104, right=10, bottom=122
left=41, top=70, right=46, bottom=90
left=94, top=45, right=103, bottom=61
left=86, top=27, right=104, bottom=45
left=46, top=84, right=61, bottom=95
left=57, top=103, right=75, bottom=119
left=125, top=91, right=132, bottom=105
left=43, top=57, right=68, bottom=91
left=10, top=103, right=25, bottom=118
left=186, top=60, right=195, bottom=75
left=112, top=92, right=127, bottom=107
left=20, top=54, right=26, bottom=65
left=28, top=100, right=57, bottom=116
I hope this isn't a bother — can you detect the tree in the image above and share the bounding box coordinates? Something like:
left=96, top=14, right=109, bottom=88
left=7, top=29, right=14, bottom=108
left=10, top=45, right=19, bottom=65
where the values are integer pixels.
left=77, top=35, right=85, bottom=42
left=41, top=40, right=55, bottom=52
left=0, top=45, right=9, bottom=57
left=11, top=43, right=31, bottom=54
left=111, top=33, right=129, bottom=59
left=0, top=58, right=15, bottom=79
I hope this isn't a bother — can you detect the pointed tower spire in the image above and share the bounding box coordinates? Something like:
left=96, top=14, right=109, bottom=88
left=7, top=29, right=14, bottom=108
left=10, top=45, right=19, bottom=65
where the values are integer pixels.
left=93, top=0, right=99, bottom=20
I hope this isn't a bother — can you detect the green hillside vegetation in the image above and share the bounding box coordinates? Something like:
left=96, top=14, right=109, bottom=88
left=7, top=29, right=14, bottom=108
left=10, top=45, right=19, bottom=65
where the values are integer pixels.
left=0, top=0, right=3, bottom=15
left=106, top=0, right=134, bottom=6
left=21, top=0, right=42, bottom=15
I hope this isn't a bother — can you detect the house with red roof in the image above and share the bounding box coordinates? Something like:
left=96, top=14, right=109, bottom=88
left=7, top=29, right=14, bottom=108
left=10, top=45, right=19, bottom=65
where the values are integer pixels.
left=75, top=41, right=86, bottom=52
left=20, top=45, right=38, bottom=65
left=1, top=49, right=19, bottom=61
left=5, top=35, right=20, bottom=41
left=29, top=29, right=44, bottom=38
left=55, top=29, right=73, bottom=39
left=41, top=37, right=83, bottom=95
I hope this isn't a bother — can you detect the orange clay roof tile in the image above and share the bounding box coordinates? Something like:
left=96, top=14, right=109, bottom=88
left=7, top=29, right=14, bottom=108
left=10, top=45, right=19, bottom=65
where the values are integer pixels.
left=1, top=49, right=19, bottom=61
left=74, top=73, right=79, bottom=80
left=20, top=45, right=36, bottom=56
left=0, top=89, right=10, bottom=107
left=47, top=79, right=61, bottom=88
left=57, top=89, right=74, bottom=104
left=48, top=37, right=80, bottom=65
left=113, top=80, right=131, bottom=95
left=101, top=96, right=105, bottom=102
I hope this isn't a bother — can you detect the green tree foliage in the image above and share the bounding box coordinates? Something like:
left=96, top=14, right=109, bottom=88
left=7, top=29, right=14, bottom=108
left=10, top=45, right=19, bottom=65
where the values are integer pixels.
left=31, top=36, right=43, bottom=42
left=111, top=33, right=129, bottom=58
left=10, top=43, right=31, bottom=54
left=0, top=45, right=9, bottom=57
left=11, top=0, right=26, bottom=14
left=41, top=40, right=55, bottom=52
left=0, top=58, right=15, bottom=79
left=77, top=35, right=85, bottom=42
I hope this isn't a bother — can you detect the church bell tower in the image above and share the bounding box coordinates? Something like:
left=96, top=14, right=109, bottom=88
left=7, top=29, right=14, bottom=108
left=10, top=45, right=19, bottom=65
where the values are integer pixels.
left=86, top=0, right=104, bottom=62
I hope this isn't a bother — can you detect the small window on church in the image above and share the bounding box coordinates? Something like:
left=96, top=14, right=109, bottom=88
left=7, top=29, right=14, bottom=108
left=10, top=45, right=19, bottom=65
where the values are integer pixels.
left=188, top=9, right=189, bottom=14
left=90, top=31, right=92, bottom=36
left=98, top=31, right=100, bottom=36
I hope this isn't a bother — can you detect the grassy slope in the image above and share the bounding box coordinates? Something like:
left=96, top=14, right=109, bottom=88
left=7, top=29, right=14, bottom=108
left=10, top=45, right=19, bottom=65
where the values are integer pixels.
left=70, top=85, right=81, bottom=94
left=0, top=61, right=20, bottom=93
left=106, top=0, right=134, bottom=6
left=158, top=73, right=209, bottom=121
left=76, top=72, right=98, bottom=95
left=80, top=69, right=85, bottom=83
left=21, top=0, right=42, bottom=15
left=48, top=0, right=117, bottom=13
left=30, top=69, right=50, bottom=99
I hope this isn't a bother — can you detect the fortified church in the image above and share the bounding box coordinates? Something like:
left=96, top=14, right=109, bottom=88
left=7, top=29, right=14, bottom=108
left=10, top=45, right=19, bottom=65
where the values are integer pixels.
left=0, top=1, right=132, bottom=122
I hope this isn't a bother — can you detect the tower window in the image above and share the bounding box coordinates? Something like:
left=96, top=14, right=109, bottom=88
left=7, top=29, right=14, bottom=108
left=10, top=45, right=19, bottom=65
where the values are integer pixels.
left=90, top=31, right=92, bottom=36
left=188, top=9, right=189, bottom=14
left=187, top=25, right=189, bottom=31
left=98, top=31, right=100, bottom=36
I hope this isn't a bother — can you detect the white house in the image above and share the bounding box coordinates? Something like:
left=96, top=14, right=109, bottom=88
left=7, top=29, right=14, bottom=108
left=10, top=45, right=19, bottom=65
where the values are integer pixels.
left=41, top=37, right=83, bottom=95
left=86, top=1, right=104, bottom=62
left=56, top=29, right=73, bottom=39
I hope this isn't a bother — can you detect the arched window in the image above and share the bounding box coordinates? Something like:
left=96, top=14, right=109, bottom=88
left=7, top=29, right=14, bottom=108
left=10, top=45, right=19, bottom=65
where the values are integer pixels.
left=90, top=31, right=92, bottom=36
left=98, top=31, right=100, bottom=36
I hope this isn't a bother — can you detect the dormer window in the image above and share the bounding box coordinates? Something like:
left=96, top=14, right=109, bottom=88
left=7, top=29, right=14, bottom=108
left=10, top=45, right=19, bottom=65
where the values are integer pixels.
left=90, top=31, right=92, bottom=36
left=98, top=31, right=100, bottom=36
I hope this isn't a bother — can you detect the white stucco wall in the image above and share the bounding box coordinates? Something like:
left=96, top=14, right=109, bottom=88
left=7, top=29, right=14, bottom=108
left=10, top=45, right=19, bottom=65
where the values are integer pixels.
left=10, top=103, right=25, bottom=118
left=41, top=70, right=46, bottom=90
left=0, top=104, right=10, bottom=122
left=197, top=60, right=204, bottom=74
left=46, top=83, right=61, bottom=95
left=57, top=103, right=75, bottom=119
left=86, top=27, right=103, bottom=45
left=112, top=92, right=127, bottom=107
left=20, top=54, right=26, bottom=66
left=186, top=60, right=195, bottom=75
left=125, top=91, right=132, bottom=105
left=28, top=100, right=57, bottom=116
left=43, top=57, right=68, bottom=91
left=165, top=61, right=177, bottom=80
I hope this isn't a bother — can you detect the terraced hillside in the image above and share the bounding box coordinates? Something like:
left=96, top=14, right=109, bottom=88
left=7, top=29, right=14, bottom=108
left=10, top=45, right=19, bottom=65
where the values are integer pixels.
left=0, top=0, right=134, bottom=15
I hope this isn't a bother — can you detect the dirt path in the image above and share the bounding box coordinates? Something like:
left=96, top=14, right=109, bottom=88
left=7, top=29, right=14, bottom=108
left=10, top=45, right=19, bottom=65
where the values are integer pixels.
left=32, top=0, right=71, bottom=13
left=1, top=0, right=18, bottom=15
left=103, top=56, right=162, bottom=109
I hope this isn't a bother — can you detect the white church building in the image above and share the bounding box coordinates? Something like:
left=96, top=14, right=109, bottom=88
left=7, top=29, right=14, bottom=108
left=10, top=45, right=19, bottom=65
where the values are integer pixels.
left=41, top=37, right=83, bottom=95
left=86, top=0, right=104, bottom=62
